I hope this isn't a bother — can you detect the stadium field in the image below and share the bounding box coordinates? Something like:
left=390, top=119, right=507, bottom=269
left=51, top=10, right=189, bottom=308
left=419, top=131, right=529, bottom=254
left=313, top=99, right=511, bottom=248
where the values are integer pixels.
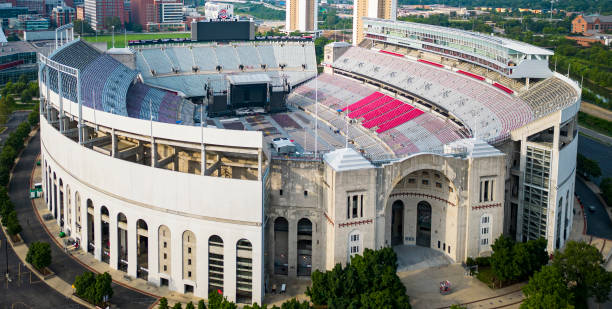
left=82, top=32, right=191, bottom=48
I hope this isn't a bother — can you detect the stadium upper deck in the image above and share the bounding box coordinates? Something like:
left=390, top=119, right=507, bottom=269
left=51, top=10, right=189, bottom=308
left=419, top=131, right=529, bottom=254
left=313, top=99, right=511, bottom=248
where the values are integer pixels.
left=363, top=17, right=554, bottom=79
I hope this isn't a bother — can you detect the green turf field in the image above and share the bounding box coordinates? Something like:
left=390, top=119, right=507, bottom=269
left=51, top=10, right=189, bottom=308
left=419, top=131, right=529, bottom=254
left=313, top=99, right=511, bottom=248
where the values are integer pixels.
left=82, top=32, right=191, bottom=48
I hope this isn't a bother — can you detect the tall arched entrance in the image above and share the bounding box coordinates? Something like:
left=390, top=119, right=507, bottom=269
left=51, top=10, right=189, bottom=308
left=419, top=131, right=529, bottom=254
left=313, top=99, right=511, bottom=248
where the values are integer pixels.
left=391, top=200, right=404, bottom=246
left=416, top=201, right=432, bottom=247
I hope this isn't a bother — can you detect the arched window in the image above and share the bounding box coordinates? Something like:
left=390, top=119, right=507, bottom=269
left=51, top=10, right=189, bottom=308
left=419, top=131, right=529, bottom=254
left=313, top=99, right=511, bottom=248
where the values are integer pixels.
left=273, top=217, right=288, bottom=275
left=117, top=213, right=128, bottom=271
left=236, top=239, right=252, bottom=304
left=158, top=225, right=171, bottom=275
left=136, top=219, right=148, bottom=279
left=182, top=230, right=196, bottom=280
left=297, top=218, right=312, bottom=276
left=479, top=214, right=491, bottom=250
left=208, top=235, right=224, bottom=294
left=348, top=230, right=362, bottom=261
left=66, top=185, right=71, bottom=227
left=100, top=206, right=110, bottom=263
left=86, top=199, right=94, bottom=254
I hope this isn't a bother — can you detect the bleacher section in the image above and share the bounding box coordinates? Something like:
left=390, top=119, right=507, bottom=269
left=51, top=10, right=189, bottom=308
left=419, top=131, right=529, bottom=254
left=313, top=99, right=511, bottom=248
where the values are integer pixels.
left=133, top=42, right=317, bottom=97
left=519, top=77, right=579, bottom=118
left=288, top=72, right=468, bottom=159
left=333, top=46, right=535, bottom=142
left=45, top=39, right=195, bottom=125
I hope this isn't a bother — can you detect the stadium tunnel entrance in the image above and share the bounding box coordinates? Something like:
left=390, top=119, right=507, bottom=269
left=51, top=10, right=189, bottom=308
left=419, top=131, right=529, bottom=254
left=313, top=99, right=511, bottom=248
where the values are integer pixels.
left=386, top=169, right=458, bottom=260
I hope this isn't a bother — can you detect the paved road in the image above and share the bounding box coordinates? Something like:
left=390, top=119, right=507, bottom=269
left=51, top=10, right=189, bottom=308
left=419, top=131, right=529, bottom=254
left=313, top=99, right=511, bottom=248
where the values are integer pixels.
left=0, top=111, right=30, bottom=145
left=577, top=133, right=612, bottom=240
left=576, top=179, right=612, bottom=240
left=9, top=131, right=156, bottom=308
left=1, top=226, right=85, bottom=309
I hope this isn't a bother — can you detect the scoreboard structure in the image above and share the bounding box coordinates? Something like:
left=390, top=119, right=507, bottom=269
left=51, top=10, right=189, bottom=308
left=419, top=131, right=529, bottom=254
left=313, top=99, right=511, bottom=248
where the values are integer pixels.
left=191, top=19, right=255, bottom=41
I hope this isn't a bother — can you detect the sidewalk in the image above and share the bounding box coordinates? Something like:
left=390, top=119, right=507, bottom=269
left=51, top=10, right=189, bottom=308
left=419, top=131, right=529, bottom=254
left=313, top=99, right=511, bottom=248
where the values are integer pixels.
left=30, top=154, right=201, bottom=308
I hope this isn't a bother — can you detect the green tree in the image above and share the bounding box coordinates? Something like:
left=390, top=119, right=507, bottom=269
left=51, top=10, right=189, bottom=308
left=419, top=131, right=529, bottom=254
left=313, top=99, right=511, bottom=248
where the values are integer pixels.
left=521, top=265, right=573, bottom=309
left=20, top=89, right=32, bottom=103
left=74, top=271, right=96, bottom=300
left=74, top=19, right=94, bottom=35
left=450, top=305, right=467, bottom=309
left=197, top=299, right=206, bottom=309
left=104, top=16, right=122, bottom=32
left=6, top=210, right=22, bottom=235
left=26, top=241, right=52, bottom=270
left=577, top=154, right=602, bottom=179
left=186, top=301, right=195, bottom=309
left=93, top=272, right=113, bottom=305
left=601, top=178, right=612, bottom=205
left=314, top=36, right=331, bottom=65
left=0, top=145, right=17, bottom=168
left=173, top=303, right=183, bottom=309
left=553, top=241, right=612, bottom=304
left=491, top=235, right=518, bottom=284
left=159, top=297, right=169, bottom=309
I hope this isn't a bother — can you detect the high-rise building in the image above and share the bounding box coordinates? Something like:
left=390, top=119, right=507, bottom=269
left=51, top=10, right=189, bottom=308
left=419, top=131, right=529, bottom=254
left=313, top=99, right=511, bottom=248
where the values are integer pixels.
left=51, top=6, right=76, bottom=27
left=285, top=0, right=317, bottom=33
left=130, top=0, right=182, bottom=31
left=352, top=0, right=396, bottom=45
left=84, top=0, right=125, bottom=31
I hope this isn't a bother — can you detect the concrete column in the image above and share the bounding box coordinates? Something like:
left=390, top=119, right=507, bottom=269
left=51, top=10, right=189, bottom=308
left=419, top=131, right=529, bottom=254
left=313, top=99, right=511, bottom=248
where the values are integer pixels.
left=196, top=230, right=208, bottom=298
left=288, top=219, right=298, bottom=277
left=252, top=235, right=263, bottom=305
left=173, top=147, right=179, bottom=171
left=111, top=129, right=118, bottom=158
left=171, top=227, right=183, bottom=293
left=201, top=145, right=206, bottom=176
left=258, top=150, right=262, bottom=181
left=224, top=235, right=237, bottom=303
left=109, top=213, right=119, bottom=270
left=94, top=207, right=102, bottom=260
left=148, top=223, right=159, bottom=285
left=58, top=72, right=64, bottom=133
left=80, top=202, right=88, bottom=254
left=127, top=218, right=138, bottom=277
left=151, top=138, right=157, bottom=167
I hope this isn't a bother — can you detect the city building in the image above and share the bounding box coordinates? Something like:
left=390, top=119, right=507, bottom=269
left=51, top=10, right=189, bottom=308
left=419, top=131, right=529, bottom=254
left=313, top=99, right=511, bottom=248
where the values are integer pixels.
left=84, top=0, right=125, bottom=31
left=76, top=4, right=84, bottom=20
left=352, top=0, right=396, bottom=45
left=51, top=5, right=76, bottom=27
left=0, top=40, right=37, bottom=85
left=0, top=4, right=28, bottom=28
left=204, top=2, right=233, bottom=20
left=572, top=14, right=612, bottom=34
left=15, top=0, right=45, bottom=14
left=12, top=14, right=50, bottom=31
left=285, top=0, right=317, bottom=33
left=39, top=18, right=578, bottom=306
left=130, top=0, right=183, bottom=31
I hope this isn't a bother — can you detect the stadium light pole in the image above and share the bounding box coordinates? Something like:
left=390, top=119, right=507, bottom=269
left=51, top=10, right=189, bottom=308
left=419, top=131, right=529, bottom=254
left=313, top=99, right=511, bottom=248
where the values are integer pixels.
left=314, top=73, right=318, bottom=158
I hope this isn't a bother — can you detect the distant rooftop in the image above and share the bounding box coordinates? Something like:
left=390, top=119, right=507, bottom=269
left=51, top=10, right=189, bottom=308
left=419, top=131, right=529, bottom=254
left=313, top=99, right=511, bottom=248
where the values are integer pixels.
left=0, top=41, right=37, bottom=56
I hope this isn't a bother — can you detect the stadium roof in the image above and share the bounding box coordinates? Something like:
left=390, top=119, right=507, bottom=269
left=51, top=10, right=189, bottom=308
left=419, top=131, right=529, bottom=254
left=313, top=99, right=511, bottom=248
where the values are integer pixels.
left=444, top=139, right=504, bottom=158
left=364, top=18, right=553, bottom=56
left=324, top=148, right=374, bottom=171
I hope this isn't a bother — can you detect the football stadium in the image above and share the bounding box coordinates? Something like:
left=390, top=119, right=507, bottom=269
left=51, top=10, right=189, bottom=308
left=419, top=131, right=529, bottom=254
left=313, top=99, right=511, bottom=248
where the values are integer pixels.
left=39, top=19, right=580, bottom=304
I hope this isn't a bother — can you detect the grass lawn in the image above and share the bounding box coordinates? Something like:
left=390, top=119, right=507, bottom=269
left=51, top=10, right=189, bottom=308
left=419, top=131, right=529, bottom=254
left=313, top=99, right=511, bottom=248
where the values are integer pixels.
left=82, top=32, right=191, bottom=48
left=578, top=111, right=612, bottom=137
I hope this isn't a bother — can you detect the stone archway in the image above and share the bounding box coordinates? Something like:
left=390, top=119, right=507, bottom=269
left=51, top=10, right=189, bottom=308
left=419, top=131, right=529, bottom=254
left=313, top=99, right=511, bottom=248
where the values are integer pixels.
left=391, top=200, right=404, bottom=246
left=416, top=201, right=432, bottom=247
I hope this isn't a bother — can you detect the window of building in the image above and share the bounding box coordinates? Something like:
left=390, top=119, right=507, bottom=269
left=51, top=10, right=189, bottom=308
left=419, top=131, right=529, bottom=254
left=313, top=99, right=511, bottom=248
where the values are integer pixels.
left=482, top=216, right=489, bottom=224
left=279, top=189, right=283, bottom=196
left=188, top=259, right=191, bottom=265
left=438, top=241, right=440, bottom=248
left=164, top=253, right=167, bottom=259
left=436, top=182, right=442, bottom=188
left=164, top=265, right=167, bottom=271
left=360, top=195, right=364, bottom=217
left=448, top=246, right=450, bottom=253
left=408, top=178, right=416, bottom=184
left=479, top=177, right=495, bottom=202
left=188, top=271, right=192, bottom=278
left=481, top=238, right=489, bottom=245
left=188, top=247, right=191, bottom=254
left=163, top=242, right=167, bottom=248
left=481, top=227, right=489, bottom=235
left=304, top=190, right=308, bottom=197
left=352, top=195, right=358, bottom=218
left=422, top=179, right=429, bottom=185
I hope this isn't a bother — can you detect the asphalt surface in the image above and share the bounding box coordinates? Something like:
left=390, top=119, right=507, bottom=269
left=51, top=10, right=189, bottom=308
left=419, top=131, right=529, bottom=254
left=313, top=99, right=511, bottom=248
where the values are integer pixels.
left=0, top=230, right=86, bottom=309
left=9, top=131, right=156, bottom=308
left=577, top=134, right=612, bottom=240
left=0, top=111, right=30, bottom=145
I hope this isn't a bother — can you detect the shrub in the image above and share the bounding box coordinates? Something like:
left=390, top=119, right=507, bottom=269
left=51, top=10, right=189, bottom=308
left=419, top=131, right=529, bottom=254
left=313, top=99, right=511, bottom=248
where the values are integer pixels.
left=185, top=301, right=195, bottom=309
left=465, top=257, right=476, bottom=266
left=26, top=241, right=52, bottom=270
left=172, top=303, right=182, bottom=309
left=475, top=256, right=491, bottom=267
left=74, top=271, right=96, bottom=302
left=0, top=166, right=10, bottom=187
left=601, top=178, right=612, bottom=206
left=4, top=210, right=21, bottom=235
left=158, top=297, right=169, bottom=309
left=0, top=145, right=16, bottom=169
left=73, top=271, right=113, bottom=306
left=197, top=299, right=206, bottom=309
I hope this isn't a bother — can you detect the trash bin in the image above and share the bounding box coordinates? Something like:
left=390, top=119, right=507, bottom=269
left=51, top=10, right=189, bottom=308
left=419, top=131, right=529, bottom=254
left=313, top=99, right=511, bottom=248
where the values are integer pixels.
left=59, top=231, right=66, bottom=238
